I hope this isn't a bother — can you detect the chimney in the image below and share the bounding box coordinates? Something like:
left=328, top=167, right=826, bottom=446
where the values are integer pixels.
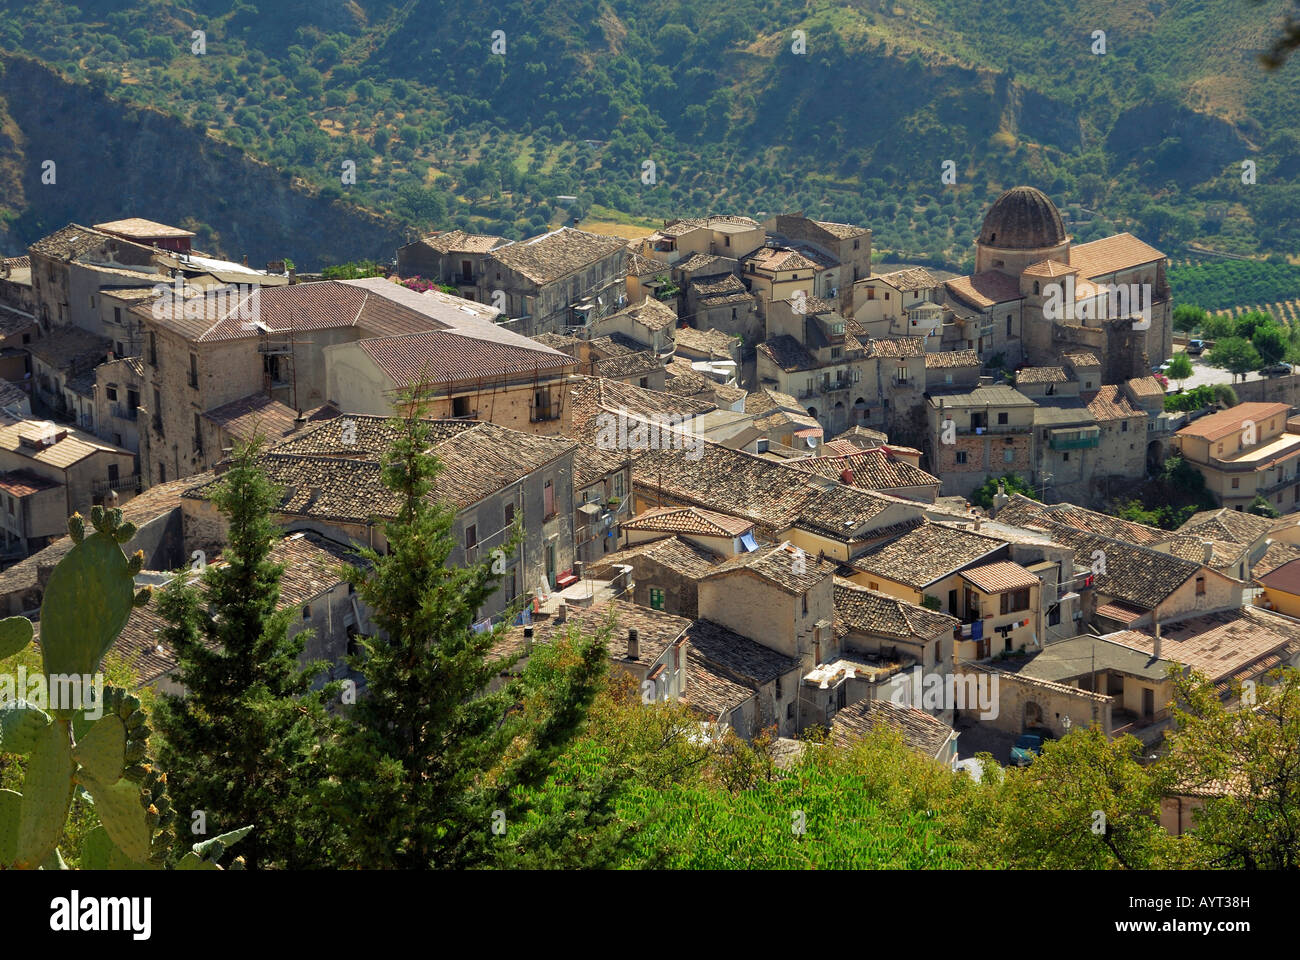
left=627, top=627, right=640, bottom=660
left=974, top=514, right=982, bottom=531
left=1153, top=620, right=1162, bottom=661
left=289, top=265, right=297, bottom=284
left=523, top=625, right=534, bottom=654
left=573, top=559, right=584, bottom=580
left=556, top=601, right=567, bottom=622
left=308, top=485, right=322, bottom=503
left=1201, top=540, right=1213, bottom=565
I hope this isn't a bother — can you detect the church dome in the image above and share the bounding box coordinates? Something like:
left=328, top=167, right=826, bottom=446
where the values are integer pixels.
left=978, top=186, right=1066, bottom=250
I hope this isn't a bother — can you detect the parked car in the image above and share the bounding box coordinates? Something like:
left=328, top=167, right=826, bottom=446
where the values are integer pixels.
left=1263, top=362, right=1293, bottom=377
left=1009, top=728, right=1055, bottom=767
left=1186, top=339, right=1205, bottom=355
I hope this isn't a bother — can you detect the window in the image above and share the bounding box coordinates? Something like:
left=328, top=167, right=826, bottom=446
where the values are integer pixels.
left=113, top=307, right=122, bottom=325
left=465, top=524, right=477, bottom=550
left=853, top=239, right=860, bottom=250
left=1195, top=576, right=1206, bottom=596
left=106, top=385, right=117, bottom=402
left=724, top=236, right=730, bottom=247
left=148, top=332, right=157, bottom=366
left=543, top=479, right=555, bottom=518
left=997, top=412, right=1008, bottom=425
left=1217, top=443, right=1224, bottom=454
left=1121, top=420, right=1128, bottom=433
left=159, top=463, right=166, bottom=483
left=868, top=581, right=879, bottom=590
left=614, top=472, right=624, bottom=498
left=1063, top=451, right=1070, bottom=461
left=831, top=347, right=842, bottom=359
left=188, top=353, right=199, bottom=389
left=955, top=450, right=968, bottom=464
left=301, top=606, right=311, bottom=620
left=649, top=588, right=665, bottom=610
left=5, top=498, right=11, bottom=516
left=1006, top=316, right=1012, bottom=336
left=866, top=287, right=875, bottom=300
left=108, top=464, right=119, bottom=484
left=193, top=413, right=203, bottom=454
left=1005, top=449, right=1015, bottom=463
left=1000, top=589, right=1030, bottom=614
left=1231, top=477, right=1240, bottom=489
left=776, top=676, right=783, bottom=699
left=1033, top=281, right=1040, bottom=295
left=801, top=593, right=808, bottom=616
left=152, top=389, right=163, bottom=434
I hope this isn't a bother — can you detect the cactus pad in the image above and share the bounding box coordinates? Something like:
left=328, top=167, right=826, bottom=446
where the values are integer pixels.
left=81, top=775, right=152, bottom=864
left=0, top=702, right=52, bottom=756
left=39, top=532, right=137, bottom=679
left=15, top=720, right=75, bottom=868
left=0, top=788, right=19, bottom=866
left=73, top=715, right=127, bottom=784
left=0, top=615, right=33, bottom=660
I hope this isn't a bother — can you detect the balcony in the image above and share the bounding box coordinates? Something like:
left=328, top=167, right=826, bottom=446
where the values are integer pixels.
left=110, top=403, right=139, bottom=421
left=819, top=379, right=854, bottom=394
left=1049, top=427, right=1101, bottom=451
left=93, top=475, right=141, bottom=496
left=948, top=422, right=1029, bottom=437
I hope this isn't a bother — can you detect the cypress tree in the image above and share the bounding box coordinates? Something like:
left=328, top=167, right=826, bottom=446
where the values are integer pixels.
left=153, top=438, right=337, bottom=869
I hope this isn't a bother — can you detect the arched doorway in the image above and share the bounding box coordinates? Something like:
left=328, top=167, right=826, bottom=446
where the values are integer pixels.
left=806, top=406, right=818, bottom=420
left=1024, top=701, right=1043, bottom=728
left=1146, top=440, right=1164, bottom=474
left=853, top=397, right=867, bottom=423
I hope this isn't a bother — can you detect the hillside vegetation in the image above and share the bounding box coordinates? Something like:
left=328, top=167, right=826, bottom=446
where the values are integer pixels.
left=1, top=0, right=1298, bottom=269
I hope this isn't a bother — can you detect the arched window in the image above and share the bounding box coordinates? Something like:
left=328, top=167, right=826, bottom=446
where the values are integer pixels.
left=1033, top=281, right=1039, bottom=295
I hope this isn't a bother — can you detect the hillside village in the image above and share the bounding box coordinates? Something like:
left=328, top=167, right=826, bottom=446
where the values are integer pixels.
left=1, top=187, right=1298, bottom=825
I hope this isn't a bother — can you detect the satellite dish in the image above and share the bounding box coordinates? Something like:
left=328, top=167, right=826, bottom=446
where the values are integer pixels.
left=805, top=435, right=818, bottom=448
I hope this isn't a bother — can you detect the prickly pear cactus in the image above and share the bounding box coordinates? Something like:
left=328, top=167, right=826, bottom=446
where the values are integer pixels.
left=0, top=508, right=249, bottom=869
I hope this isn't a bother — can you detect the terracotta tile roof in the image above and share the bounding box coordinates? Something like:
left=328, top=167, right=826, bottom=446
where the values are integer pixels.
left=530, top=332, right=580, bottom=352
left=812, top=219, right=869, bottom=239
left=565, top=376, right=716, bottom=439
left=622, top=505, right=754, bottom=537
left=1104, top=606, right=1300, bottom=683
left=594, top=350, right=663, bottom=380
left=203, top=393, right=337, bottom=442
left=1067, top=233, right=1164, bottom=278
left=1087, top=384, right=1145, bottom=422
left=195, top=420, right=575, bottom=519
left=0, top=418, right=129, bottom=470
left=28, top=327, right=110, bottom=368
left=626, top=251, right=672, bottom=278
left=1017, top=365, right=1069, bottom=385
left=685, top=618, right=800, bottom=685
left=494, top=599, right=690, bottom=665
left=658, top=215, right=759, bottom=239
left=833, top=578, right=958, bottom=640
left=994, top=494, right=1167, bottom=545
left=945, top=271, right=1024, bottom=308
left=417, top=229, right=507, bottom=254
left=746, top=247, right=818, bottom=273
left=674, top=325, right=738, bottom=356
left=690, top=273, right=752, bottom=305
left=266, top=532, right=360, bottom=607
left=29, top=224, right=120, bottom=261
left=0, top=469, right=58, bottom=497
left=1176, top=402, right=1291, bottom=442
left=929, top=384, right=1035, bottom=408
left=1047, top=526, right=1203, bottom=609
left=266, top=414, right=474, bottom=458
left=1094, top=600, right=1149, bottom=625
left=1257, top=556, right=1300, bottom=594
left=590, top=535, right=721, bottom=580
left=663, top=367, right=713, bottom=398
left=632, top=442, right=913, bottom=541
left=789, top=448, right=939, bottom=493
left=1176, top=507, right=1274, bottom=545
left=1254, top=541, right=1300, bottom=578
left=756, top=334, right=817, bottom=372
left=830, top=699, right=954, bottom=757
left=93, top=218, right=194, bottom=239
left=1126, top=376, right=1165, bottom=398
left=610, top=295, right=678, bottom=333
left=682, top=659, right=754, bottom=719
left=960, top=559, right=1040, bottom=593
left=925, top=349, right=981, bottom=369
left=571, top=441, right=632, bottom=488
left=1021, top=259, right=1078, bottom=278
left=876, top=267, right=940, bottom=291
left=698, top=540, right=836, bottom=594
left=1063, top=351, right=1101, bottom=368
left=489, top=227, right=627, bottom=285
left=587, top=333, right=644, bottom=358
left=1159, top=535, right=1247, bottom=574
left=851, top=521, right=1005, bottom=589
left=861, top=336, right=926, bottom=358
left=675, top=253, right=733, bottom=275
left=359, top=328, right=574, bottom=385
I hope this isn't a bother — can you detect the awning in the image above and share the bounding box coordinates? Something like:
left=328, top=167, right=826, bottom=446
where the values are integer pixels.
left=740, top=532, right=759, bottom=552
